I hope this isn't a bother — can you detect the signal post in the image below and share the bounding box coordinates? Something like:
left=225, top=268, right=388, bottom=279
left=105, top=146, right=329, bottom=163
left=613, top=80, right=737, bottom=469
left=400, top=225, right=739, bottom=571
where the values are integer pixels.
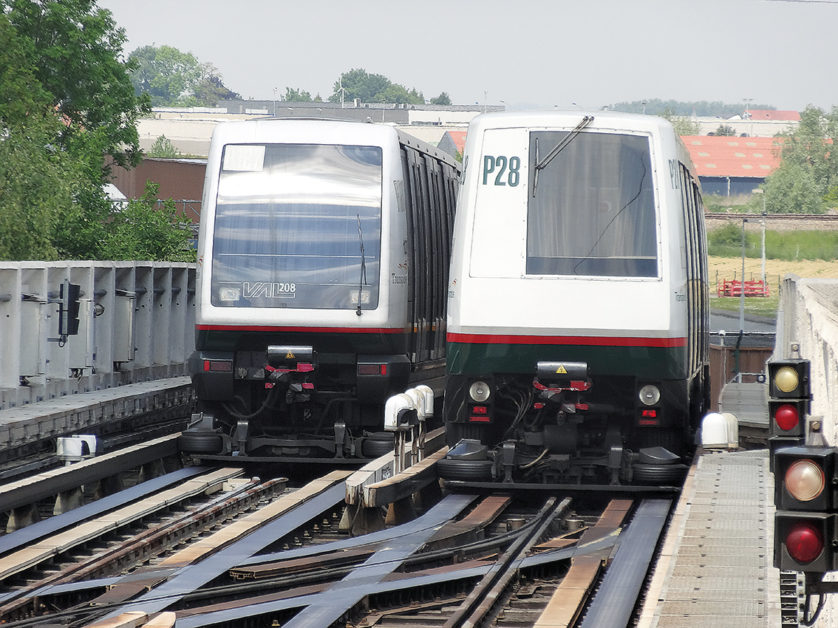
left=770, top=356, right=838, bottom=625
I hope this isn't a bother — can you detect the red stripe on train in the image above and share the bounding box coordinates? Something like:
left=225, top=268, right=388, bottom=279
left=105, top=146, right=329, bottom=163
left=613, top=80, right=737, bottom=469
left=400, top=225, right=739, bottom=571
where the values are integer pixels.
left=447, top=332, right=687, bottom=348
left=197, top=325, right=407, bottom=334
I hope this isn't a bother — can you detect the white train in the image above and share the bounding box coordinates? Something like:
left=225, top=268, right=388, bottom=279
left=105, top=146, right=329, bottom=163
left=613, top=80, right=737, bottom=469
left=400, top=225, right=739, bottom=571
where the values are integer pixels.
left=440, top=111, right=709, bottom=485
left=183, top=119, right=460, bottom=459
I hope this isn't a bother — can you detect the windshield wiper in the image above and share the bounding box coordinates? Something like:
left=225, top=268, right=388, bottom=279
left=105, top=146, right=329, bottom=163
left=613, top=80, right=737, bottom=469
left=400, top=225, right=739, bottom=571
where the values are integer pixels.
left=356, top=214, right=367, bottom=317
left=532, top=115, right=594, bottom=197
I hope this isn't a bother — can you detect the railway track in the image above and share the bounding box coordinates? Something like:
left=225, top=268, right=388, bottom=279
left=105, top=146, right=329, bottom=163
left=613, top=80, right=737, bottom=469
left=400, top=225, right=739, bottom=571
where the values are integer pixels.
left=0, top=435, right=678, bottom=627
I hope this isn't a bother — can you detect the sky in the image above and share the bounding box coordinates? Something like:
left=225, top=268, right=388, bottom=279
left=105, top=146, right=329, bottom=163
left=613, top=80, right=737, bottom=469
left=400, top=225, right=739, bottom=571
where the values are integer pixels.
left=98, top=0, right=838, bottom=113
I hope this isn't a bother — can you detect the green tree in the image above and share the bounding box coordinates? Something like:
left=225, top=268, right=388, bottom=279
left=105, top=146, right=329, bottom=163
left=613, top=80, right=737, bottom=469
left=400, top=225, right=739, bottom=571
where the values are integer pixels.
left=609, top=99, right=774, bottom=118
left=193, top=63, right=239, bottom=105
left=3, top=0, right=149, bottom=171
left=430, top=92, right=452, bottom=106
left=128, top=45, right=201, bottom=106
left=764, top=106, right=838, bottom=214
left=329, top=68, right=425, bottom=104
left=0, top=1, right=190, bottom=261
left=284, top=87, right=314, bottom=102
left=660, top=108, right=700, bottom=135
left=98, top=183, right=195, bottom=262
left=331, top=68, right=390, bottom=103
left=378, top=84, right=423, bottom=105
left=0, top=115, right=74, bottom=260
left=0, top=13, right=49, bottom=125
left=128, top=45, right=236, bottom=107
left=148, top=135, right=180, bottom=158
left=763, top=164, right=824, bottom=214
left=714, top=124, right=737, bottom=136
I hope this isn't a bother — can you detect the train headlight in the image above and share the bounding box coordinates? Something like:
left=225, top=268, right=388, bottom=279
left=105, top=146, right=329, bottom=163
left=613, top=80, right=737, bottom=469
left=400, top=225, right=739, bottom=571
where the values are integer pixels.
left=469, top=381, right=491, bottom=403
left=638, top=385, right=661, bottom=406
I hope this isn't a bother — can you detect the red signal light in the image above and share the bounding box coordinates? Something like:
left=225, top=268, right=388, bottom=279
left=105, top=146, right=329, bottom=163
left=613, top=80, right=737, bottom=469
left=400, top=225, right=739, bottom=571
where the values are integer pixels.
left=775, top=404, right=800, bottom=432
left=785, top=520, right=825, bottom=564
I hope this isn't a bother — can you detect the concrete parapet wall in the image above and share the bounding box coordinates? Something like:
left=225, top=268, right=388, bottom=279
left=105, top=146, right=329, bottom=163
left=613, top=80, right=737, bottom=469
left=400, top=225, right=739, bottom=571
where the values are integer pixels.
left=777, top=276, right=838, bottom=445
left=0, top=262, right=195, bottom=412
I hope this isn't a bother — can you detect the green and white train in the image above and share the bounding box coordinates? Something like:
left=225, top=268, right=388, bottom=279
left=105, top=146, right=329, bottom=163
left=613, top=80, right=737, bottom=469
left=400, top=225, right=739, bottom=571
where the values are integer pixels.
left=440, top=111, right=710, bottom=485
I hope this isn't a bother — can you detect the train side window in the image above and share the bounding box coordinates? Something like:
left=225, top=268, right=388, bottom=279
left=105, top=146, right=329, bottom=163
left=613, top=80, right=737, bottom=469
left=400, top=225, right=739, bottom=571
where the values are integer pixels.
left=403, top=147, right=423, bottom=360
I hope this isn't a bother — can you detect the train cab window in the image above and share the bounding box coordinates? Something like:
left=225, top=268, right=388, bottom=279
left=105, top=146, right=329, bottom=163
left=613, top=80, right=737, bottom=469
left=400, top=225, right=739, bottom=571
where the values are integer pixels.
left=526, top=132, right=658, bottom=277
left=210, top=143, right=382, bottom=309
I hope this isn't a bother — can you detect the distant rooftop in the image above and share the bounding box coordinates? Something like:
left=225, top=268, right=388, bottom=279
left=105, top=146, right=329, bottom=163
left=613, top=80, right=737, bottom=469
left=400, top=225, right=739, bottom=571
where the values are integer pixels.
left=681, top=135, right=783, bottom=178
left=745, top=109, right=801, bottom=122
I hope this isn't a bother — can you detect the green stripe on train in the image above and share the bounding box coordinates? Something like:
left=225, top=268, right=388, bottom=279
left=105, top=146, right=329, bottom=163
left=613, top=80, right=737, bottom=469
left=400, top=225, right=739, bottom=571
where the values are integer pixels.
left=447, top=341, right=687, bottom=379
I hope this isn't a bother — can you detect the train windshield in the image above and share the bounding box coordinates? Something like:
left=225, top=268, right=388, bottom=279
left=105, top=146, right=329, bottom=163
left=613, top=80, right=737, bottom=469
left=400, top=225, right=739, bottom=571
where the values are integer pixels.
left=211, top=143, right=382, bottom=309
left=526, top=131, right=657, bottom=277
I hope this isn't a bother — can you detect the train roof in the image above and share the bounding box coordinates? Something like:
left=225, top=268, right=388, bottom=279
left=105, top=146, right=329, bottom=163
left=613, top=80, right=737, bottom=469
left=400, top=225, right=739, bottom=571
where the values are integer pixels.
left=466, top=110, right=675, bottom=134
left=464, top=110, right=697, bottom=179
left=207, top=117, right=458, bottom=168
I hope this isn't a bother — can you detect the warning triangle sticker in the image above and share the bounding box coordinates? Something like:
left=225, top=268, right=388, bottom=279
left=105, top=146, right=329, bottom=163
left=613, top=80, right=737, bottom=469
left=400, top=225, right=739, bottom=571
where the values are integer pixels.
left=286, top=351, right=295, bottom=359
left=555, top=365, right=568, bottom=374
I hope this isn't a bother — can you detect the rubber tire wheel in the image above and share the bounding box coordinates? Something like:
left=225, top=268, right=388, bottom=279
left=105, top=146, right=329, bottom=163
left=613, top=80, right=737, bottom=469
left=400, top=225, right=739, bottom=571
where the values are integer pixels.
left=178, top=431, right=223, bottom=454
left=437, top=458, right=493, bottom=481
left=632, top=462, right=687, bottom=485
left=635, top=428, right=685, bottom=457
left=362, top=432, right=394, bottom=458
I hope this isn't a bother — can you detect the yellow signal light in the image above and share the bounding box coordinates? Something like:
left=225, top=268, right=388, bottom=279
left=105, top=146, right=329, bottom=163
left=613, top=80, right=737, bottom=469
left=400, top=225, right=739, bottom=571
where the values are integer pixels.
left=775, top=366, right=800, bottom=394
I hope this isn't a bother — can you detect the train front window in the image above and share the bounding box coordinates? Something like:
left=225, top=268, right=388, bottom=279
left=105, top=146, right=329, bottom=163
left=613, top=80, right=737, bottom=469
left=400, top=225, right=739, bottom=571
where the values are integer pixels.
left=526, top=132, right=657, bottom=277
left=211, top=143, right=382, bottom=309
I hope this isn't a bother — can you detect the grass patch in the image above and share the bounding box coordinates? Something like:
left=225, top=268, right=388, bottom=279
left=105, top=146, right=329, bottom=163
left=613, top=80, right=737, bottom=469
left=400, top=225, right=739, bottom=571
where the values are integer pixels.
left=711, top=294, right=779, bottom=318
left=708, top=225, right=838, bottom=261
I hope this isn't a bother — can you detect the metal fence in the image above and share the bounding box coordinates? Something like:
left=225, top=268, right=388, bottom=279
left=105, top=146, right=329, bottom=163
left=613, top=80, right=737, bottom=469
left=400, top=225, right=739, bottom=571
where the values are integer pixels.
left=0, top=262, right=195, bottom=411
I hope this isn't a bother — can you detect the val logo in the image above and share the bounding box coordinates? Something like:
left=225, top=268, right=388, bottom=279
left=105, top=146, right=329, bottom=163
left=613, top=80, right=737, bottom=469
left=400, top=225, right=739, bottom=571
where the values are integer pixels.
left=555, top=365, right=568, bottom=374
left=286, top=351, right=295, bottom=359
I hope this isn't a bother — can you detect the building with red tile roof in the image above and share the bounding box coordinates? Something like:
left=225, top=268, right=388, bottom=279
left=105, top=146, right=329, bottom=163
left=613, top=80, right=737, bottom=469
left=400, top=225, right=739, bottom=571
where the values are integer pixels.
left=437, top=130, right=466, bottom=157
left=681, top=135, right=783, bottom=196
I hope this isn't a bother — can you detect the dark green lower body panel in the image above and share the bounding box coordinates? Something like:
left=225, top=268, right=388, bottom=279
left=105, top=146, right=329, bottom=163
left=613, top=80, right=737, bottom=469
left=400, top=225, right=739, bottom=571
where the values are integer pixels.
left=447, top=340, right=687, bottom=380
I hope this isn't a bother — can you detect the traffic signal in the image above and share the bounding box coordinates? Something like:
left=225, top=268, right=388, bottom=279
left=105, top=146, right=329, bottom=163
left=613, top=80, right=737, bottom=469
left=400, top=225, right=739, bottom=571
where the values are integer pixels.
left=774, top=446, right=838, bottom=573
left=767, top=359, right=810, bottom=438
left=775, top=447, right=837, bottom=511
left=58, top=280, right=81, bottom=336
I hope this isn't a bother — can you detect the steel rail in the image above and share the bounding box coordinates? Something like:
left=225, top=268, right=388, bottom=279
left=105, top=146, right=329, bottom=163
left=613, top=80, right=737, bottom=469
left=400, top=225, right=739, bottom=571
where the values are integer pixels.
left=578, top=498, right=672, bottom=627
left=166, top=494, right=477, bottom=628
left=283, top=493, right=476, bottom=628
left=231, top=495, right=510, bottom=581
left=174, top=509, right=592, bottom=628
left=0, top=434, right=181, bottom=514
left=443, top=496, right=572, bottom=628
left=0, top=477, right=284, bottom=621
left=443, top=479, right=681, bottom=495
left=4, top=522, right=623, bottom=624
left=86, top=470, right=351, bottom=625
left=0, top=467, right=244, bottom=585
left=0, top=466, right=206, bottom=556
